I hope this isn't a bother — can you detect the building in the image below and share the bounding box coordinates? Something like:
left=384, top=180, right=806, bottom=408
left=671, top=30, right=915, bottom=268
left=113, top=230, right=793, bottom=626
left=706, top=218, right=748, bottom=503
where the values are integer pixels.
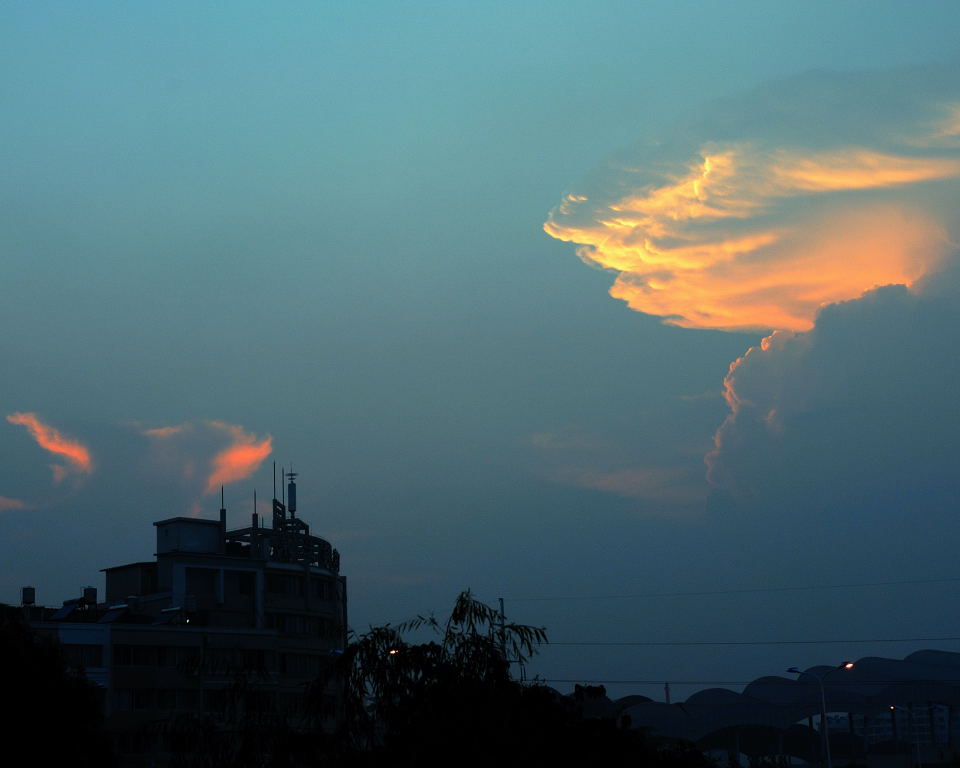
left=831, top=704, right=955, bottom=748
left=25, top=472, right=346, bottom=764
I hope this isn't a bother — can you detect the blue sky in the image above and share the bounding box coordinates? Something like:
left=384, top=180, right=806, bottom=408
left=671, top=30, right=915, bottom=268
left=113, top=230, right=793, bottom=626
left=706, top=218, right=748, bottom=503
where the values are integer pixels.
left=3, top=1, right=960, bottom=699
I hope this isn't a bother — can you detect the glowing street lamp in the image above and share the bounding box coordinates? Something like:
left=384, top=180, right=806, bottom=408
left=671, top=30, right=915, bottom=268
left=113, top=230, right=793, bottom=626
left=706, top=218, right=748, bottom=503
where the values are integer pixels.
left=787, top=662, right=855, bottom=768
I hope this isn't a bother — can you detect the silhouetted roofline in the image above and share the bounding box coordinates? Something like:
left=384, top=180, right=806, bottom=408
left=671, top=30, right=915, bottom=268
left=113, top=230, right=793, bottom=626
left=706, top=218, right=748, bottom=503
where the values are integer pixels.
left=101, top=561, right=156, bottom=573
left=153, top=517, right=221, bottom=527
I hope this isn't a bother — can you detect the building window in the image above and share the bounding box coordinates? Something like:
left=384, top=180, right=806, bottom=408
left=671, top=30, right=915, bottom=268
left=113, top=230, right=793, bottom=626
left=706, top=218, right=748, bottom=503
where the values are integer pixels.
left=266, top=573, right=304, bottom=595
left=174, top=646, right=201, bottom=669
left=186, top=567, right=217, bottom=596
left=63, top=644, right=103, bottom=668
left=205, top=648, right=238, bottom=674
left=157, top=689, right=177, bottom=710
left=203, top=688, right=229, bottom=714
left=113, top=645, right=133, bottom=665
left=312, top=578, right=332, bottom=600
left=238, top=571, right=255, bottom=595
left=178, top=689, right=198, bottom=711
left=132, top=646, right=156, bottom=666
left=280, top=652, right=324, bottom=676
left=134, top=689, right=154, bottom=710
left=241, top=648, right=267, bottom=672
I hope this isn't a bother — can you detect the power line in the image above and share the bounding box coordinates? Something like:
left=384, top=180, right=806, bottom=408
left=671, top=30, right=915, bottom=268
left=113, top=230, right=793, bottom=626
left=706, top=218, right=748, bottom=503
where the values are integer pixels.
left=505, top=576, right=960, bottom=603
left=545, top=635, right=960, bottom=647
left=537, top=678, right=960, bottom=686
left=539, top=679, right=752, bottom=685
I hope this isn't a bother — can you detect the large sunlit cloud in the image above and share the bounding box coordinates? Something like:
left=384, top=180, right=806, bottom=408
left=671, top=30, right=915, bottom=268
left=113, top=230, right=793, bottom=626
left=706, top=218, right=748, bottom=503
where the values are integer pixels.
left=6, top=412, right=94, bottom=482
left=545, top=65, right=960, bottom=516
left=545, top=69, right=960, bottom=332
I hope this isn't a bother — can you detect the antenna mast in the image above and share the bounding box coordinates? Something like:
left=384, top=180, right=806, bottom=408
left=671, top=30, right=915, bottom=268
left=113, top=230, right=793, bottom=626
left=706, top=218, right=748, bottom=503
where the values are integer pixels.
left=286, top=466, right=297, bottom=514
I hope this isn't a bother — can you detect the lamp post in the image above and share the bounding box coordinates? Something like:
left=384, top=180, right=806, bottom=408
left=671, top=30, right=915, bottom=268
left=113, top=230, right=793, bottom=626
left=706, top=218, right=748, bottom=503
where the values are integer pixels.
left=787, top=662, right=855, bottom=768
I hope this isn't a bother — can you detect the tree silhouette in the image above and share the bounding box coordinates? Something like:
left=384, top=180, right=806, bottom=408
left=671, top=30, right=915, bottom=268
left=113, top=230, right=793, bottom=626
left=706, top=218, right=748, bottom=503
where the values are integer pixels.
left=1, top=604, right=115, bottom=767
left=311, top=590, right=711, bottom=768
left=314, top=589, right=546, bottom=756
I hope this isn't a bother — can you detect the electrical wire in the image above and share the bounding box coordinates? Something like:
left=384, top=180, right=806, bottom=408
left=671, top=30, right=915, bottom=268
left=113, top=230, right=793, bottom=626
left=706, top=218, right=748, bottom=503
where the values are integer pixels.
left=545, top=635, right=960, bottom=647
left=536, top=678, right=960, bottom=686
left=504, top=576, right=960, bottom=603
left=539, top=679, right=752, bottom=685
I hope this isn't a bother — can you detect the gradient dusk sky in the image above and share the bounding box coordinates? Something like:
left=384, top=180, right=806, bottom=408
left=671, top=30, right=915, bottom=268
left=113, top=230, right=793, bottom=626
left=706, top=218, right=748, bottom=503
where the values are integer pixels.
left=3, top=1, right=960, bottom=700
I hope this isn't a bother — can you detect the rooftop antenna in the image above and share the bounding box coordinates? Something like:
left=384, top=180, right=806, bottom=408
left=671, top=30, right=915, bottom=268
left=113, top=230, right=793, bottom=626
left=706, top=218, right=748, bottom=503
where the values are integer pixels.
left=218, top=485, right=227, bottom=551
left=281, top=465, right=286, bottom=507
left=287, top=465, right=297, bottom=514
left=273, top=461, right=277, bottom=501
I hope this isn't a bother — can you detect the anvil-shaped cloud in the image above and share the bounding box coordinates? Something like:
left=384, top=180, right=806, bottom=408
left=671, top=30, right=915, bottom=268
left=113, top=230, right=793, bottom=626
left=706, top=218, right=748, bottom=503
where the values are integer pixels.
left=545, top=66, right=960, bottom=512
left=545, top=68, right=960, bottom=332
left=6, top=412, right=94, bottom=483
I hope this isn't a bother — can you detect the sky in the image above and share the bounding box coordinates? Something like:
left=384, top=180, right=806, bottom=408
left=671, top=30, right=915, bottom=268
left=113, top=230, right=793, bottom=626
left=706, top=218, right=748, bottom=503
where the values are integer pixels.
left=3, top=1, right=960, bottom=701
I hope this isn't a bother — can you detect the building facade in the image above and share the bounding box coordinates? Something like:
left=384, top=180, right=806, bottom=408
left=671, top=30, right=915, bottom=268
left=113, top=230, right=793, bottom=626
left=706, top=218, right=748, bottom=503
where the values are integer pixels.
left=26, top=474, right=346, bottom=764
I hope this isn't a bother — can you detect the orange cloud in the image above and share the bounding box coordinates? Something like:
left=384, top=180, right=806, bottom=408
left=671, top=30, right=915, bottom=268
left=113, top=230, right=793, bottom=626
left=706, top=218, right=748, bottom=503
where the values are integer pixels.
left=545, top=128, right=960, bottom=332
left=770, top=149, right=960, bottom=192
left=560, top=466, right=707, bottom=507
left=142, top=424, right=187, bottom=438
left=0, top=496, right=30, bottom=513
left=141, top=423, right=193, bottom=477
left=912, top=103, right=960, bottom=148
left=204, top=422, right=272, bottom=494
left=6, top=412, right=94, bottom=481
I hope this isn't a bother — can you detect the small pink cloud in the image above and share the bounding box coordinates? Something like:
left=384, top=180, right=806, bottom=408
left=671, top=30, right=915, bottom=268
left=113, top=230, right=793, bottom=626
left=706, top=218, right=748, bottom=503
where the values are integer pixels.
left=0, top=496, right=31, bottom=513
left=558, top=465, right=707, bottom=509
left=142, top=424, right=188, bottom=438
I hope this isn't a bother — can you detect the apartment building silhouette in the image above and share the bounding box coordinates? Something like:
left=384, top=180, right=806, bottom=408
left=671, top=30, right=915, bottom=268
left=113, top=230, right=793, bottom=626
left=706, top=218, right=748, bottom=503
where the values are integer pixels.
left=25, top=472, right=346, bottom=763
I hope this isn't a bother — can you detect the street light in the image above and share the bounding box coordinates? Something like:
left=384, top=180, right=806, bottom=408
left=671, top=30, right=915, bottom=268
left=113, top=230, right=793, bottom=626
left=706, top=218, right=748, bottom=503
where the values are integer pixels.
left=787, top=662, right=855, bottom=768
